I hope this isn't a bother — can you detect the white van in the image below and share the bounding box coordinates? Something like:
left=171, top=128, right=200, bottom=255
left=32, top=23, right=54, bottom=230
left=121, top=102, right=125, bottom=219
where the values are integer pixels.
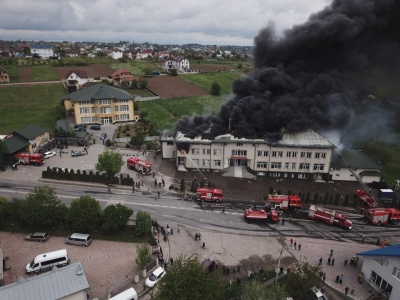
left=26, top=249, right=69, bottom=274
left=65, top=233, right=92, bottom=247
left=109, top=288, right=138, bottom=300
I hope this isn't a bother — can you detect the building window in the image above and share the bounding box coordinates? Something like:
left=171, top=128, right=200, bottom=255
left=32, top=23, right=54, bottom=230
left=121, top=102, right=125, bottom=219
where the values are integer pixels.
left=203, top=159, right=210, bottom=166
left=120, top=105, right=129, bottom=111
left=202, top=149, right=210, bottom=155
left=91, top=116, right=97, bottom=122
left=236, top=143, right=243, bottom=146
left=315, top=152, right=326, bottom=159
left=100, top=107, right=111, bottom=114
left=286, top=151, right=297, bottom=158
left=191, top=148, right=200, bottom=155
left=292, top=163, right=296, bottom=170
left=301, top=152, right=312, bottom=159
left=80, top=101, right=91, bottom=105
left=271, top=162, right=281, bottom=170
left=232, top=150, right=247, bottom=156
left=101, top=99, right=111, bottom=105
left=192, top=159, right=199, bottom=166
left=298, top=173, right=308, bottom=179
left=257, top=162, right=268, bottom=168
left=119, top=114, right=129, bottom=120
left=214, top=160, right=221, bottom=167
left=393, top=267, right=400, bottom=280
left=299, top=163, right=310, bottom=170
left=80, top=107, right=90, bottom=114
left=314, top=164, right=325, bottom=171
left=371, top=271, right=393, bottom=294
left=80, top=117, right=90, bottom=123
left=272, top=151, right=283, bottom=158
left=284, top=163, right=289, bottom=170
left=257, top=150, right=268, bottom=157
left=271, top=173, right=280, bottom=177
left=332, top=167, right=340, bottom=171
left=213, top=149, right=222, bottom=156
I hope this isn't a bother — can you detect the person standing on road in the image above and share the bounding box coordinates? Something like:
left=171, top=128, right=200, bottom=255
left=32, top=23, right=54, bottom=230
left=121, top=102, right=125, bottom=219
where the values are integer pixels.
left=294, top=241, right=297, bottom=250
left=319, top=257, right=323, bottom=266
left=107, top=187, right=111, bottom=194
left=290, top=238, right=293, bottom=246
left=298, top=243, right=301, bottom=251
left=328, top=257, right=331, bottom=266
left=331, top=258, right=335, bottom=266
left=158, top=191, right=160, bottom=198
left=345, top=286, right=349, bottom=295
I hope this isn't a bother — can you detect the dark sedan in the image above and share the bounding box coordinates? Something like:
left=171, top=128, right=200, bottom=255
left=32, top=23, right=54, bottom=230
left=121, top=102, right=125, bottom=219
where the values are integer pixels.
left=71, top=150, right=86, bottom=157
left=90, top=125, right=101, bottom=130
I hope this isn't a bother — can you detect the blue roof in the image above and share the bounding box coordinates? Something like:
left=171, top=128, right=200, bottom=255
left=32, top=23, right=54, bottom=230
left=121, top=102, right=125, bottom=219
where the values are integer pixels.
left=357, top=244, right=400, bottom=257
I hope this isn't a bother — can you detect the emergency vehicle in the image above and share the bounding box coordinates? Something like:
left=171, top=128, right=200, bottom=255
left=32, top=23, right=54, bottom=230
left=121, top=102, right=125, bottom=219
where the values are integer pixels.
left=308, top=205, right=352, bottom=229
left=127, top=157, right=152, bottom=175
left=243, top=206, right=280, bottom=224
left=13, top=152, right=44, bottom=166
left=196, top=187, right=223, bottom=203
left=267, top=194, right=302, bottom=212
left=364, top=207, right=400, bottom=226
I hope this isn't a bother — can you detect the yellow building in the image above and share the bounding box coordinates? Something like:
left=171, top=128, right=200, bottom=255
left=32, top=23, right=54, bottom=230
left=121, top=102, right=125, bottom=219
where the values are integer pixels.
left=63, top=83, right=137, bottom=125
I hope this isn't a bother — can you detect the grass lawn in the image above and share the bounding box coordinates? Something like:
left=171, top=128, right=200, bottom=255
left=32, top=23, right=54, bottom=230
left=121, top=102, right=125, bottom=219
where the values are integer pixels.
left=31, top=65, right=60, bottom=81
left=140, top=95, right=228, bottom=130
left=0, top=64, right=21, bottom=83
left=0, top=83, right=67, bottom=133
left=181, top=72, right=241, bottom=94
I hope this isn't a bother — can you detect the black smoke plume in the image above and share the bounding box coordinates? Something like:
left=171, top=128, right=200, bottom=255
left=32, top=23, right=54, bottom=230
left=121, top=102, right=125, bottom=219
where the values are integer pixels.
left=175, top=0, right=400, bottom=142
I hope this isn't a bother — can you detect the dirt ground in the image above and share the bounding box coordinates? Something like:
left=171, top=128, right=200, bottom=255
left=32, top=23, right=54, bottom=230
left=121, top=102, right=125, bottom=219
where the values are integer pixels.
left=55, top=64, right=115, bottom=79
left=146, top=75, right=209, bottom=99
left=19, top=67, right=33, bottom=82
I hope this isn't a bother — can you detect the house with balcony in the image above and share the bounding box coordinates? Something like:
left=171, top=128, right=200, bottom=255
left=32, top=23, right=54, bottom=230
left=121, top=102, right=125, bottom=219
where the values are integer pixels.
left=30, top=43, right=54, bottom=59
left=111, top=69, right=138, bottom=86
left=162, top=56, right=191, bottom=73
left=62, top=83, right=138, bottom=125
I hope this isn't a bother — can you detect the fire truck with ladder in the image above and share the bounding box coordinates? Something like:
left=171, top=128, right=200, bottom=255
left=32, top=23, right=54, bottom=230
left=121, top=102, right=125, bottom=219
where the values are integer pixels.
left=266, top=194, right=303, bottom=212
left=243, top=206, right=280, bottom=224
left=355, top=189, right=379, bottom=208
left=196, top=187, right=223, bottom=203
left=13, top=152, right=44, bottom=166
left=308, top=205, right=352, bottom=229
left=364, top=207, right=400, bottom=226
left=127, top=157, right=152, bottom=175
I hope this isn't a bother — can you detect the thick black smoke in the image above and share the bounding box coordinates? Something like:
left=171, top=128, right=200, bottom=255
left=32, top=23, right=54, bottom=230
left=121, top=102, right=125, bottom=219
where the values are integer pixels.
left=175, top=0, right=400, bottom=142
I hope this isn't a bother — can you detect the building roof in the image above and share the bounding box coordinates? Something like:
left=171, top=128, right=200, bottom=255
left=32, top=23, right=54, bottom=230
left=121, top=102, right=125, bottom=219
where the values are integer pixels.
left=66, top=70, right=88, bottom=78
left=0, top=262, right=89, bottom=300
left=1, top=125, right=49, bottom=154
left=276, top=129, right=335, bottom=148
left=14, top=125, right=48, bottom=140
left=1, top=134, right=27, bottom=154
left=357, top=243, right=400, bottom=257
left=331, top=148, right=383, bottom=170
left=30, top=43, right=52, bottom=49
left=62, top=83, right=134, bottom=102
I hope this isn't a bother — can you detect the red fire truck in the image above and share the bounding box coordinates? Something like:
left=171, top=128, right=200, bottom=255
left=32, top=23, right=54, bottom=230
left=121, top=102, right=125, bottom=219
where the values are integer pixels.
left=196, top=188, right=223, bottom=203
left=127, top=157, right=152, bottom=175
left=364, top=208, right=400, bottom=226
left=267, top=194, right=303, bottom=212
left=308, top=205, right=352, bottom=229
left=355, top=189, right=378, bottom=208
left=243, top=206, right=280, bottom=224
left=13, top=152, right=44, bottom=166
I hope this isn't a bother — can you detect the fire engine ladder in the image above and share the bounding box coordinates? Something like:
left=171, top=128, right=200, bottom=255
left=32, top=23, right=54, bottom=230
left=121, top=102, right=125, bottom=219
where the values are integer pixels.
left=348, top=166, right=379, bottom=207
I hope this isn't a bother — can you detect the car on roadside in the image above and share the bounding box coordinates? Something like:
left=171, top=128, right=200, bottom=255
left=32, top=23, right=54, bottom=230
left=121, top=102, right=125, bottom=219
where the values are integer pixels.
left=90, top=125, right=101, bottom=130
left=312, top=287, right=328, bottom=300
left=145, top=267, right=166, bottom=288
left=71, top=150, right=86, bottom=157
left=25, top=232, right=49, bottom=242
left=43, top=151, right=56, bottom=159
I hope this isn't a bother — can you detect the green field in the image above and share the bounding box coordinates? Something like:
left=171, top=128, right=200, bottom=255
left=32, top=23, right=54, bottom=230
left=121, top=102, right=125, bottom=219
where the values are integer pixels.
left=139, top=95, right=228, bottom=131
left=0, top=84, right=67, bottom=133
left=31, top=65, right=60, bottom=81
left=181, top=72, right=241, bottom=94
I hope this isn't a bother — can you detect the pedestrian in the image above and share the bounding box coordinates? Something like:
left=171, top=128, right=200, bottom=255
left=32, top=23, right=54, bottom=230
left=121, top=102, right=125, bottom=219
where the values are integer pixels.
left=177, top=226, right=180, bottom=233
left=294, top=241, right=297, bottom=250
left=237, top=265, right=241, bottom=272
left=361, top=236, right=365, bottom=243
left=328, top=257, right=331, bottom=265
left=350, top=257, right=355, bottom=266
left=222, top=208, right=225, bottom=214
left=198, top=233, right=201, bottom=240
left=153, top=172, right=155, bottom=178
left=280, top=267, right=285, bottom=275
left=202, top=242, right=205, bottom=249
left=339, top=274, right=344, bottom=284
left=282, top=217, right=285, bottom=225
left=358, top=272, right=363, bottom=283
left=351, top=287, right=355, bottom=295
left=335, top=275, right=340, bottom=283
left=376, top=238, right=380, bottom=246
left=162, top=179, right=165, bottom=187
left=331, top=258, right=335, bottom=266
left=290, top=238, right=293, bottom=246
left=132, top=185, right=135, bottom=193
left=344, top=258, right=348, bottom=266
left=170, top=258, right=173, bottom=265
left=322, top=273, right=326, bottom=282
left=227, top=267, right=230, bottom=275
left=158, top=191, right=160, bottom=198
left=222, top=266, right=226, bottom=274
left=286, top=267, right=290, bottom=275
left=60, top=151, right=62, bottom=158
left=154, top=179, right=157, bottom=187
left=345, top=286, right=349, bottom=295
left=107, top=187, right=111, bottom=194
left=354, top=257, right=359, bottom=267
left=330, top=249, right=333, bottom=257
left=171, top=228, right=173, bottom=235
left=319, top=257, right=323, bottom=266
left=298, top=243, right=301, bottom=251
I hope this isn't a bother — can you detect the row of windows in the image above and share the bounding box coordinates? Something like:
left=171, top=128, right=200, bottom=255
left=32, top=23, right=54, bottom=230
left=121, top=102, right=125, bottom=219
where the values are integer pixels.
left=79, top=99, right=130, bottom=105
left=258, top=162, right=325, bottom=171
left=191, top=159, right=221, bottom=167
left=80, top=114, right=130, bottom=123
left=80, top=105, right=130, bottom=114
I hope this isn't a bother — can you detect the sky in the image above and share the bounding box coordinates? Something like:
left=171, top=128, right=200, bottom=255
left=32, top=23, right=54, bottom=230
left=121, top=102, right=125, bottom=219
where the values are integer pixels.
left=0, top=0, right=332, bottom=46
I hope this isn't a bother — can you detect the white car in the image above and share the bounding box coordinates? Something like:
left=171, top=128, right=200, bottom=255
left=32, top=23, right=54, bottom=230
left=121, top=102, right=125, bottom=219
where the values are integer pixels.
left=43, top=151, right=56, bottom=159
left=145, top=267, right=166, bottom=288
left=312, top=287, right=328, bottom=300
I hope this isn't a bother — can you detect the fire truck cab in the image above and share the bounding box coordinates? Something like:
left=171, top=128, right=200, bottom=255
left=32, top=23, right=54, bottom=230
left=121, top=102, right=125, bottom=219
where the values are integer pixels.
left=127, top=157, right=152, bottom=175
left=196, top=188, right=223, bottom=203
left=13, top=152, right=44, bottom=166
left=364, top=208, right=400, bottom=226
left=267, top=194, right=302, bottom=212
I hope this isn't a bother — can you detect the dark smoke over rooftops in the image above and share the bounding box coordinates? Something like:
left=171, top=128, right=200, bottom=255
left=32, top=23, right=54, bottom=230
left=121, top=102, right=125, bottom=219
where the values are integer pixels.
left=175, top=0, right=400, bottom=142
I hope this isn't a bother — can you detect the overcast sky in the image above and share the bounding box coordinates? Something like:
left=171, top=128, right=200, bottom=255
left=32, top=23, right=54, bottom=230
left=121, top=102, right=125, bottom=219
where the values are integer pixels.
left=0, top=0, right=332, bottom=46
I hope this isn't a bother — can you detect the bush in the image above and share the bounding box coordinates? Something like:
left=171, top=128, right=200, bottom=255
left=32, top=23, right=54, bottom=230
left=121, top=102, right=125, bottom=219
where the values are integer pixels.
left=210, top=82, right=221, bottom=95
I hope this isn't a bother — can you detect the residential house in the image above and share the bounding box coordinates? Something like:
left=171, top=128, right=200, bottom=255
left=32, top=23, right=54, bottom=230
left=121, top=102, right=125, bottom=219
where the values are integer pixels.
left=66, top=70, right=89, bottom=93
left=109, top=48, right=123, bottom=60
left=0, top=262, right=90, bottom=300
left=162, top=56, right=190, bottom=73
left=329, top=148, right=383, bottom=183
left=63, top=83, right=138, bottom=125
left=357, top=244, right=400, bottom=299
left=138, top=49, right=152, bottom=59
left=111, top=69, right=138, bottom=86
left=0, top=67, right=10, bottom=83
left=0, top=125, right=50, bottom=165
left=30, top=43, right=54, bottom=59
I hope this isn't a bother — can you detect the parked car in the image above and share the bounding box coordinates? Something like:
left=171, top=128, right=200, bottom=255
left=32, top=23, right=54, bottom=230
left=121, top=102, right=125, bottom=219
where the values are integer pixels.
left=145, top=267, right=166, bottom=288
left=312, top=287, right=327, bottom=300
left=90, top=125, right=101, bottom=130
left=65, top=233, right=92, bottom=247
left=75, top=126, right=86, bottom=132
left=71, top=150, right=86, bottom=157
left=25, top=232, right=49, bottom=242
left=43, top=151, right=56, bottom=159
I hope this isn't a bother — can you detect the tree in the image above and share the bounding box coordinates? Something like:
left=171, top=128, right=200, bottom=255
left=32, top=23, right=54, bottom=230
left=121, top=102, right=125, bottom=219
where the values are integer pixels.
left=285, top=261, right=320, bottom=299
left=102, top=204, right=133, bottom=235
left=170, top=69, right=178, bottom=76
left=138, top=78, right=148, bottom=89
left=96, top=150, right=124, bottom=178
left=66, top=195, right=102, bottom=231
left=135, top=211, right=152, bottom=236
left=130, top=128, right=146, bottom=148
left=21, top=185, right=67, bottom=227
left=135, top=243, right=153, bottom=270
left=0, top=196, right=8, bottom=229
left=241, top=280, right=288, bottom=300
left=211, top=82, right=221, bottom=95
left=154, top=256, right=224, bottom=300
